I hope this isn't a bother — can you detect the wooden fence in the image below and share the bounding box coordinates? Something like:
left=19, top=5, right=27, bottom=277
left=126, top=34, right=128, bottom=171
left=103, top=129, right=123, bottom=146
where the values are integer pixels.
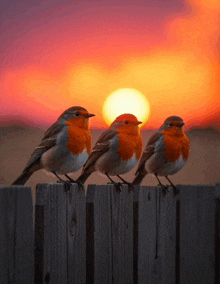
left=0, top=183, right=220, bottom=284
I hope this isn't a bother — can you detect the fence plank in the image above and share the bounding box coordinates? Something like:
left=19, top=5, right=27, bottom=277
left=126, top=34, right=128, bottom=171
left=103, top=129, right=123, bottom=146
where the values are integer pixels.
left=35, top=183, right=68, bottom=283
left=1, top=183, right=218, bottom=284
left=138, top=186, right=157, bottom=283
left=35, top=183, right=86, bottom=284
left=179, top=185, right=215, bottom=284
left=138, top=186, right=177, bottom=284
left=157, top=186, right=177, bottom=284
left=67, top=184, right=86, bottom=284
left=215, top=183, right=220, bottom=284
left=0, top=185, right=34, bottom=284
left=86, top=185, right=96, bottom=284
left=93, top=184, right=133, bottom=284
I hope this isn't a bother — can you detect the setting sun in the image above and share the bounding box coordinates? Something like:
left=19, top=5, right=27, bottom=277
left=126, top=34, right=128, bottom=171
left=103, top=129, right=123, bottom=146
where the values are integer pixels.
left=102, top=88, right=151, bottom=126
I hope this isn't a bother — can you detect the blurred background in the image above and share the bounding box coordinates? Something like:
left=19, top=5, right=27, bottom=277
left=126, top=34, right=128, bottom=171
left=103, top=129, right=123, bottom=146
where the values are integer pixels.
left=1, top=0, right=220, bottom=198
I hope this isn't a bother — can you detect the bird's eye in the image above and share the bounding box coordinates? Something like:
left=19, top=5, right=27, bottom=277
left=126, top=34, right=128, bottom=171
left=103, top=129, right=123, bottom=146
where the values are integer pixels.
left=75, top=112, right=80, bottom=117
left=169, top=123, right=173, bottom=127
left=124, top=120, right=129, bottom=124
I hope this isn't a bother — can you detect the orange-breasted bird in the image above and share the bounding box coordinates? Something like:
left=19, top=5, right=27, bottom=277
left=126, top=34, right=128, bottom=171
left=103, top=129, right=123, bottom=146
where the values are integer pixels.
left=76, top=114, right=143, bottom=192
left=12, top=106, right=95, bottom=188
left=132, top=116, right=190, bottom=194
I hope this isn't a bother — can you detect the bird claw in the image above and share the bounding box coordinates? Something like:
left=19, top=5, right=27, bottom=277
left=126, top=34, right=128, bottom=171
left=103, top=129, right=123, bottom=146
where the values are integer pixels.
left=119, top=182, right=134, bottom=192
left=160, top=184, right=169, bottom=196
left=76, top=182, right=84, bottom=191
left=63, top=181, right=72, bottom=192
left=107, top=181, right=122, bottom=192
left=56, top=179, right=71, bottom=192
left=172, top=185, right=179, bottom=195
left=115, top=182, right=122, bottom=192
left=127, top=183, right=134, bottom=192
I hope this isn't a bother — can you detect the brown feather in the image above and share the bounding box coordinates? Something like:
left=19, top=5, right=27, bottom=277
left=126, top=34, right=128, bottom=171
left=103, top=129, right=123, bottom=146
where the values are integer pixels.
left=24, top=124, right=64, bottom=171
left=135, top=132, right=161, bottom=174
left=83, top=129, right=118, bottom=171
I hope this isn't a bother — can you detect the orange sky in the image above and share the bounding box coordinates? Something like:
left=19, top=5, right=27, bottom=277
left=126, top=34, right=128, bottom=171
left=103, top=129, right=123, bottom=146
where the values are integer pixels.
left=1, top=0, right=220, bottom=130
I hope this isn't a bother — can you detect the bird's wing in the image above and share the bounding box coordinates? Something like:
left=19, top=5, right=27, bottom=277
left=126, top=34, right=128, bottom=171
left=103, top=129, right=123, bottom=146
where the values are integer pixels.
left=24, top=123, right=64, bottom=171
left=135, top=132, right=162, bottom=174
left=83, top=129, right=118, bottom=171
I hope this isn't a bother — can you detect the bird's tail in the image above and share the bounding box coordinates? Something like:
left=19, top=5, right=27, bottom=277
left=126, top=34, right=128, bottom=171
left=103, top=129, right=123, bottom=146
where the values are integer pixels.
left=11, top=170, right=34, bottom=185
left=76, top=170, right=92, bottom=184
left=132, top=169, right=148, bottom=185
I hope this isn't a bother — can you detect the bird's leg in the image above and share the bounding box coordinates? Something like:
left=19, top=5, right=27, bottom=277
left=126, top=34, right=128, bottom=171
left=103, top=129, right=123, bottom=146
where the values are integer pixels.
left=65, top=174, right=76, bottom=183
left=117, top=175, right=134, bottom=191
left=65, top=174, right=84, bottom=191
left=52, top=171, right=71, bottom=191
left=106, top=173, right=122, bottom=192
left=154, top=174, right=169, bottom=195
left=165, top=176, right=179, bottom=195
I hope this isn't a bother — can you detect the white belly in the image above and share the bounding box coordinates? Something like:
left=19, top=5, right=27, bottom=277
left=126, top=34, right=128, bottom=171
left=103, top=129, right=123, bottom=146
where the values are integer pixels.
left=41, top=147, right=88, bottom=174
left=146, top=154, right=186, bottom=176
left=95, top=153, right=138, bottom=176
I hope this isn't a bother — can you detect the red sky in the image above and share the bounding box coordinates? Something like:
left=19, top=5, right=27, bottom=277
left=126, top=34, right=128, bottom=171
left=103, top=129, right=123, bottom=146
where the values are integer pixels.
left=1, top=0, right=220, bottom=130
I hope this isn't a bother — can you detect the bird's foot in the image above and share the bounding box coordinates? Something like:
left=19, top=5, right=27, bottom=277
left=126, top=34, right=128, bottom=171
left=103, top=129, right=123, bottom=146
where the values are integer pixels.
left=164, top=176, right=179, bottom=195
left=172, top=185, right=179, bottom=195
left=107, top=181, right=122, bottom=192
left=64, top=175, right=84, bottom=191
left=123, top=182, right=134, bottom=192
left=158, top=184, right=169, bottom=196
left=76, top=181, right=84, bottom=191
left=116, top=175, right=134, bottom=191
left=56, top=180, right=72, bottom=192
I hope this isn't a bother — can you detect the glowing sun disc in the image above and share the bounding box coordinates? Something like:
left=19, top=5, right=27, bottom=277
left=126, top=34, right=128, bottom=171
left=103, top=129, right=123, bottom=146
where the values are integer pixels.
left=102, top=88, right=150, bottom=126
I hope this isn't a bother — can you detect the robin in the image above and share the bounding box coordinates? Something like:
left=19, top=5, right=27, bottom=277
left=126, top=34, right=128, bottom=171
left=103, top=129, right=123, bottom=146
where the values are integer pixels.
left=132, top=116, right=190, bottom=194
left=76, top=113, right=143, bottom=193
left=12, top=106, right=95, bottom=188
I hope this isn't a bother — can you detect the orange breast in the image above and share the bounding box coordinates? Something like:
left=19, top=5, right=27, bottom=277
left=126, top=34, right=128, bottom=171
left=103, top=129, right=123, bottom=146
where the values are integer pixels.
left=117, top=133, right=143, bottom=160
left=161, top=130, right=190, bottom=162
left=66, top=127, right=92, bottom=155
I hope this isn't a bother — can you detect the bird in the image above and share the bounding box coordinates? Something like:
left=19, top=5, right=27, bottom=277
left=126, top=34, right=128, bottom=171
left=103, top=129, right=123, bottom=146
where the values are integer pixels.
left=12, top=106, right=95, bottom=188
left=76, top=113, right=143, bottom=193
left=132, top=116, right=190, bottom=194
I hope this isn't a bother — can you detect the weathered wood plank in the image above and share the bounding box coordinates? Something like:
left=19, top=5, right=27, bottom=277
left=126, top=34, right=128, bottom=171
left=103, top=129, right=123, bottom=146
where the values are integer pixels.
left=179, top=185, right=215, bottom=284
left=138, top=186, right=157, bottom=283
left=93, top=185, right=133, bottom=284
left=0, top=186, right=16, bottom=283
left=157, top=186, right=177, bottom=284
left=133, top=185, right=140, bottom=284
left=215, top=183, right=220, bottom=284
left=15, top=186, right=34, bottom=283
left=86, top=185, right=96, bottom=284
left=138, top=186, right=177, bottom=284
left=0, top=185, right=34, bottom=284
left=35, top=183, right=86, bottom=284
left=93, top=184, right=113, bottom=283
left=67, top=184, right=86, bottom=284
left=35, top=183, right=68, bottom=283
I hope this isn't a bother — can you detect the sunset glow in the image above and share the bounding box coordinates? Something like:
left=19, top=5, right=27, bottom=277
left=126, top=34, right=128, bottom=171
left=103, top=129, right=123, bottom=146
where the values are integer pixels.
left=102, top=89, right=150, bottom=126
left=1, top=0, right=220, bottom=130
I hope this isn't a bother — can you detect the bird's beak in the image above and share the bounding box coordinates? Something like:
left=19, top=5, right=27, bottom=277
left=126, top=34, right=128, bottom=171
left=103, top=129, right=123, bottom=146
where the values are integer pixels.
left=85, top=113, right=95, bottom=118
left=134, top=121, right=142, bottom=125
